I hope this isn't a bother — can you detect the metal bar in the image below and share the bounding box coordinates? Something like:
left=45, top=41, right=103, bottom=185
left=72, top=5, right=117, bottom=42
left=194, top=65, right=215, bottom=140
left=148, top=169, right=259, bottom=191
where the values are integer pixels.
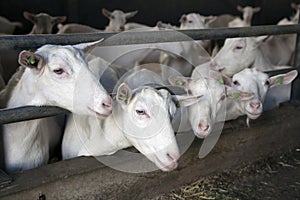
left=292, top=14, right=300, bottom=100
left=265, top=68, right=297, bottom=77
left=0, top=24, right=300, bottom=50
left=0, top=106, right=69, bottom=124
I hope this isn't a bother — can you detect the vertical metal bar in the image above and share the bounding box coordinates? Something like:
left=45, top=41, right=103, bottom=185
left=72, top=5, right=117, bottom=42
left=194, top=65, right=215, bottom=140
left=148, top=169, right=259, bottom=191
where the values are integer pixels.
left=0, top=126, right=12, bottom=186
left=0, top=126, right=5, bottom=169
left=292, top=13, right=300, bottom=100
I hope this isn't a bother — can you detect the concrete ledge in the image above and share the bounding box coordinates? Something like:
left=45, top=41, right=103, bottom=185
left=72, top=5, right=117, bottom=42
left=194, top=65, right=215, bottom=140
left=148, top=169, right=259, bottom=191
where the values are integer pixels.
left=0, top=102, right=300, bottom=200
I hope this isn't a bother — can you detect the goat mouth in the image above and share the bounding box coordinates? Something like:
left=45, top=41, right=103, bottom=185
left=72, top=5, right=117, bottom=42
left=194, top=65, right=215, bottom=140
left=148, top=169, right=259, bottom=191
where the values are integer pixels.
left=88, top=107, right=111, bottom=118
left=195, top=132, right=209, bottom=139
left=246, top=111, right=262, bottom=119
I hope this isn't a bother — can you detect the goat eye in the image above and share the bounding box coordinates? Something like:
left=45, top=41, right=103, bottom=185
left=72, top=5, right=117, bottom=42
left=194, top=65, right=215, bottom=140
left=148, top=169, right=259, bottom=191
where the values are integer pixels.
left=188, top=20, right=193, bottom=23
left=233, top=80, right=240, bottom=86
left=136, top=109, right=145, bottom=115
left=53, top=68, right=65, bottom=75
left=220, top=95, right=226, bottom=101
left=235, top=46, right=243, bottom=50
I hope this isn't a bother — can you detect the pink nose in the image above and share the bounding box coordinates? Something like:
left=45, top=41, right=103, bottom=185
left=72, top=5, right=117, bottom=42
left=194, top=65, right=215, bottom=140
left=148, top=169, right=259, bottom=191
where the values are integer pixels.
left=166, top=153, right=179, bottom=170
left=210, top=61, right=217, bottom=68
left=101, top=99, right=113, bottom=111
left=250, top=101, right=261, bottom=110
left=199, top=123, right=210, bottom=132
left=167, top=153, right=179, bottom=162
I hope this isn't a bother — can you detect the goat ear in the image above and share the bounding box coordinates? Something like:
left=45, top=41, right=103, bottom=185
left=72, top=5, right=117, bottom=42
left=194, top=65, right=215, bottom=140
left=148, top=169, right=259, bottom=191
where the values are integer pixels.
left=23, top=11, right=37, bottom=23
left=268, top=70, right=298, bottom=88
left=125, top=11, right=138, bottom=19
left=102, top=8, right=112, bottom=18
left=209, top=70, right=232, bottom=86
left=179, top=15, right=187, bottom=23
left=51, top=16, right=67, bottom=24
left=226, top=87, right=254, bottom=101
left=171, top=95, right=203, bottom=107
left=237, top=5, right=244, bottom=12
left=168, top=76, right=192, bottom=89
left=204, top=16, right=217, bottom=25
left=117, top=83, right=132, bottom=105
left=18, top=50, right=44, bottom=71
left=254, top=35, right=270, bottom=47
left=73, top=39, right=104, bottom=54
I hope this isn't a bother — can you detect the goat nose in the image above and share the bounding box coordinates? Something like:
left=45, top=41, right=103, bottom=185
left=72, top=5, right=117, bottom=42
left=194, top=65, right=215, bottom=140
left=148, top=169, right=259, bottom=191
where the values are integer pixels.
left=165, top=153, right=179, bottom=170
left=120, top=26, right=125, bottom=31
left=102, top=99, right=113, bottom=111
left=199, top=123, right=210, bottom=132
left=166, top=153, right=179, bottom=162
left=210, top=61, right=217, bottom=68
left=250, top=101, right=261, bottom=110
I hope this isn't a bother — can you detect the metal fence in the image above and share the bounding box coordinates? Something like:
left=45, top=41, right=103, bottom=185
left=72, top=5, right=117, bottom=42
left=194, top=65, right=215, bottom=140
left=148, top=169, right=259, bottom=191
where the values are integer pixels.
left=0, top=24, right=300, bottom=124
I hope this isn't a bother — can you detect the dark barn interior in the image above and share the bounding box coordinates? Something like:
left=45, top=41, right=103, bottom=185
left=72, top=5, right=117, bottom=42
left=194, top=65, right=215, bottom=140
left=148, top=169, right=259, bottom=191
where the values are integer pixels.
left=1, top=0, right=300, bottom=34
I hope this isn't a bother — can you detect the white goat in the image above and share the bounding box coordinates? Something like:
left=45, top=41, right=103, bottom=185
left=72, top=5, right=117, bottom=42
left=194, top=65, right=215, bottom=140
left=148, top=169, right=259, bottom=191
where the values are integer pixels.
left=0, top=16, right=22, bottom=34
left=102, top=8, right=139, bottom=32
left=62, top=81, right=201, bottom=171
left=211, top=36, right=291, bottom=77
left=23, top=11, right=66, bottom=34
left=3, top=40, right=113, bottom=173
left=228, top=68, right=298, bottom=121
left=228, top=5, right=261, bottom=27
left=211, top=5, right=260, bottom=56
left=168, top=74, right=253, bottom=138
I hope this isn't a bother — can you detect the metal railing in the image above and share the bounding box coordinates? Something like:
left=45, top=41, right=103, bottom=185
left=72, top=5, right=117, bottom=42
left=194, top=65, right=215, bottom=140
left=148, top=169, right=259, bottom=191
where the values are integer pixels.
left=0, top=24, right=300, bottom=124
left=1, top=24, right=300, bottom=50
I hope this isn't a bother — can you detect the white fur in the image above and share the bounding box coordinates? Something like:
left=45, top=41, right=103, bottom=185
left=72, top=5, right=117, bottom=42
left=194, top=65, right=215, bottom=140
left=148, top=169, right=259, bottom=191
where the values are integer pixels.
left=62, top=85, right=180, bottom=171
left=230, top=68, right=298, bottom=113
left=211, top=37, right=291, bottom=77
left=226, top=69, right=268, bottom=120
left=3, top=41, right=112, bottom=173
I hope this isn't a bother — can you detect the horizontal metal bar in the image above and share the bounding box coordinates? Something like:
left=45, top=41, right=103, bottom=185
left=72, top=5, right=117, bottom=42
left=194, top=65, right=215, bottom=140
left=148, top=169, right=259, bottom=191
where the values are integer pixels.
left=0, top=106, right=69, bottom=124
left=0, top=24, right=300, bottom=50
left=265, top=68, right=298, bottom=76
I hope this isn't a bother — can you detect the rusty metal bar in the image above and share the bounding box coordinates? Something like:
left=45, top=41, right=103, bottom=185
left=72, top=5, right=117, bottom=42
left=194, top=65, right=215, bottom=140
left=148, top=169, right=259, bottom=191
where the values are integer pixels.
left=0, top=24, right=300, bottom=50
